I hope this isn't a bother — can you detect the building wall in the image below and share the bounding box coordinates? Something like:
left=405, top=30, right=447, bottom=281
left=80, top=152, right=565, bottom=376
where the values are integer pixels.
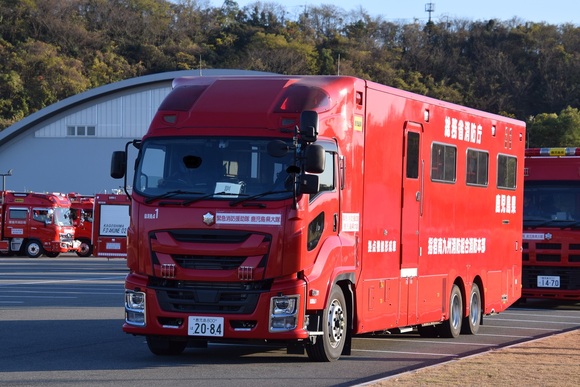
left=0, top=85, right=169, bottom=194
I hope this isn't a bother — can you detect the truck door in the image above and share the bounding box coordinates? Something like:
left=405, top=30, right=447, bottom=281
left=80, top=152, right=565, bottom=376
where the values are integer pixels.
left=400, top=122, right=423, bottom=325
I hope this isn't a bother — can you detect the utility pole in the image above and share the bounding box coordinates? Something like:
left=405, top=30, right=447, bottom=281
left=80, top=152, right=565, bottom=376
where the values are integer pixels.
left=1, top=169, right=13, bottom=191
left=425, top=3, right=435, bottom=23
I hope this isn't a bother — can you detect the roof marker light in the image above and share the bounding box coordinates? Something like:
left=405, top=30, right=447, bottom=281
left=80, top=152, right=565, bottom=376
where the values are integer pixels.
left=163, top=114, right=177, bottom=124
left=525, top=147, right=580, bottom=157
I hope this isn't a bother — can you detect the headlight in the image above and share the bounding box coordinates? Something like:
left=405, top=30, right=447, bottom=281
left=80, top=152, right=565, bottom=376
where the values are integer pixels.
left=269, top=295, right=299, bottom=332
left=125, top=291, right=145, bottom=310
left=273, top=296, right=297, bottom=315
left=125, top=290, right=146, bottom=326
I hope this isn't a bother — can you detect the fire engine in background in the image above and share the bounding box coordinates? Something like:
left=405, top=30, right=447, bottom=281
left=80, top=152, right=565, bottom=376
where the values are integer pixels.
left=68, top=193, right=95, bottom=257
left=92, top=192, right=130, bottom=258
left=522, top=147, right=580, bottom=300
left=111, top=75, right=525, bottom=361
left=0, top=191, right=80, bottom=258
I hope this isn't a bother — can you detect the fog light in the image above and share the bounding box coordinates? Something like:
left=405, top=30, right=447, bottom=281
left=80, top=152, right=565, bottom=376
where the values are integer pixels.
left=271, top=316, right=297, bottom=330
left=126, top=310, right=145, bottom=325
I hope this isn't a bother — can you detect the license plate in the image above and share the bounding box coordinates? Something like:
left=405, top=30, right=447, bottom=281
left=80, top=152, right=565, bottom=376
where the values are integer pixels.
left=537, top=275, right=560, bottom=288
left=188, top=316, right=224, bottom=337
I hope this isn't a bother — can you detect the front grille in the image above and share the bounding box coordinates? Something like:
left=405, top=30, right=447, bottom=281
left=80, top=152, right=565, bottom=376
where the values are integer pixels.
left=522, top=266, right=580, bottom=291
left=60, top=233, right=74, bottom=242
left=536, top=254, right=561, bottom=262
left=169, top=229, right=252, bottom=244
left=174, top=255, right=246, bottom=270
left=149, top=229, right=274, bottom=313
left=150, top=278, right=273, bottom=314
left=150, top=229, right=271, bottom=270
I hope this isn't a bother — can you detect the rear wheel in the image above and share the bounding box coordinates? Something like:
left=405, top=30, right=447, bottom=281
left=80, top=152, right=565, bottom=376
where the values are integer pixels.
left=76, top=239, right=93, bottom=257
left=437, top=284, right=463, bottom=338
left=25, top=240, right=43, bottom=258
left=306, top=285, right=347, bottom=362
left=461, top=283, right=481, bottom=335
left=146, top=336, right=187, bottom=356
left=45, top=252, right=60, bottom=258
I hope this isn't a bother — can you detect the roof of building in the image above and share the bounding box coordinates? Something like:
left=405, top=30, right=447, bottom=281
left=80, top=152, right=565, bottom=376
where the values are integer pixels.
left=0, top=69, right=272, bottom=147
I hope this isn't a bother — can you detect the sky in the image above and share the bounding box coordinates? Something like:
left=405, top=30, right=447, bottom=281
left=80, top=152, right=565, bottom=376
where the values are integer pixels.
left=207, top=0, right=579, bottom=25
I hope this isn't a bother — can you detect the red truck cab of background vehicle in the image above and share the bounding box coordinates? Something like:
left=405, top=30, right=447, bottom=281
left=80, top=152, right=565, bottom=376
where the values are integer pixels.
left=68, top=192, right=95, bottom=257
left=112, top=75, right=525, bottom=361
left=0, top=191, right=80, bottom=258
left=522, top=147, right=580, bottom=300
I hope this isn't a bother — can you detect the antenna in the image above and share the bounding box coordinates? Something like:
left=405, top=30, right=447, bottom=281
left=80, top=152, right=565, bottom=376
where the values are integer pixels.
left=425, top=3, right=435, bottom=23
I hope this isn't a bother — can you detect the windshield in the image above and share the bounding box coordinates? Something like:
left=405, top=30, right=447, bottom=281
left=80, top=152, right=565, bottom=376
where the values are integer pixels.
left=53, top=208, right=74, bottom=226
left=524, top=181, right=580, bottom=226
left=134, top=137, right=295, bottom=201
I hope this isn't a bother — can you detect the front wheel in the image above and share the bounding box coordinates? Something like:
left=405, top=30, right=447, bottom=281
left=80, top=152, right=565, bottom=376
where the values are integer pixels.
left=25, top=240, right=43, bottom=258
left=146, top=336, right=187, bottom=356
left=461, top=283, right=481, bottom=335
left=306, top=285, right=347, bottom=362
left=437, top=284, right=463, bottom=338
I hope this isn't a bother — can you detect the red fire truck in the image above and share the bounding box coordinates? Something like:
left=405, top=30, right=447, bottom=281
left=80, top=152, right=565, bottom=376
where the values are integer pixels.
left=0, top=191, right=80, bottom=257
left=522, top=148, right=580, bottom=300
left=68, top=193, right=95, bottom=257
left=92, top=192, right=130, bottom=258
left=111, top=75, right=525, bottom=361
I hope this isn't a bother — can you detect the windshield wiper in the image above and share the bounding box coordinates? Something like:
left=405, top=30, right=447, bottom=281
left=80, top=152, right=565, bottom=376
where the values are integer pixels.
left=229, top=190, right=288, bottom=207
left=181, top=191, right=243, bottom=205
left=145, top=190, right=205, bottom=204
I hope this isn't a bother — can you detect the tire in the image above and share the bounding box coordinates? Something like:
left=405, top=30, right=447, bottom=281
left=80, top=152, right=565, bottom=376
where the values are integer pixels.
left=45, top=252, right=60, bottom=258
left=146, top=336, right=187, bottom=356
left=461, top=283, right=481, bottom=335
left=306, top=285, right=347, bottom=362
left=25, top=240, right=43, bottom=258
left=76, top=239, right=93, bottom=257
left=437, top=284, right=463, bottom=338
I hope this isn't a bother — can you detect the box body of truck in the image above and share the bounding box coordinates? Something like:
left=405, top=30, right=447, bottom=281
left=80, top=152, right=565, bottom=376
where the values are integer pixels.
left=92, top=192, right=130, bottom=258
left=113, top=75, right=525, bottom=361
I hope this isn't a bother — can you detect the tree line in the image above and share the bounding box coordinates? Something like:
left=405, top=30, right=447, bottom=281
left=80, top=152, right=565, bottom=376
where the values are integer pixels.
left=1, top=0, right=580, bottom=147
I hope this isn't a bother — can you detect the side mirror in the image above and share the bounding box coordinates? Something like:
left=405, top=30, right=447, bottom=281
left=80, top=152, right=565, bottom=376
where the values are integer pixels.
left=304, top=144, right=325, bottom=174
left=300, top=111, right=318, bottom=143
left=111, top=151, right=127, bottom=179
left=297, top=174, right=319, bottom=194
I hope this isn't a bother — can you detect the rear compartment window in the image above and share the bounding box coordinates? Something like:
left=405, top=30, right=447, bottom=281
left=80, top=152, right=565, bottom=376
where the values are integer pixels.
left=466, top=149, right=489, bottom=186
left=431, top=143, right=456, bottom=183
left=497, top=154, right=517, bottom=189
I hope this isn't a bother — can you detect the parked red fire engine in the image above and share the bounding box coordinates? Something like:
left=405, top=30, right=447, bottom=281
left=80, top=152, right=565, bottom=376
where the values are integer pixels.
left=522, top=147, right=580, bottom=300
left=0, top=191, right=80, bottom=257
left=111, top=75, right=525, bottom=361
left=68, top=193, right=95, bottom=257
left=91, top=192, right=130, bottom=258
